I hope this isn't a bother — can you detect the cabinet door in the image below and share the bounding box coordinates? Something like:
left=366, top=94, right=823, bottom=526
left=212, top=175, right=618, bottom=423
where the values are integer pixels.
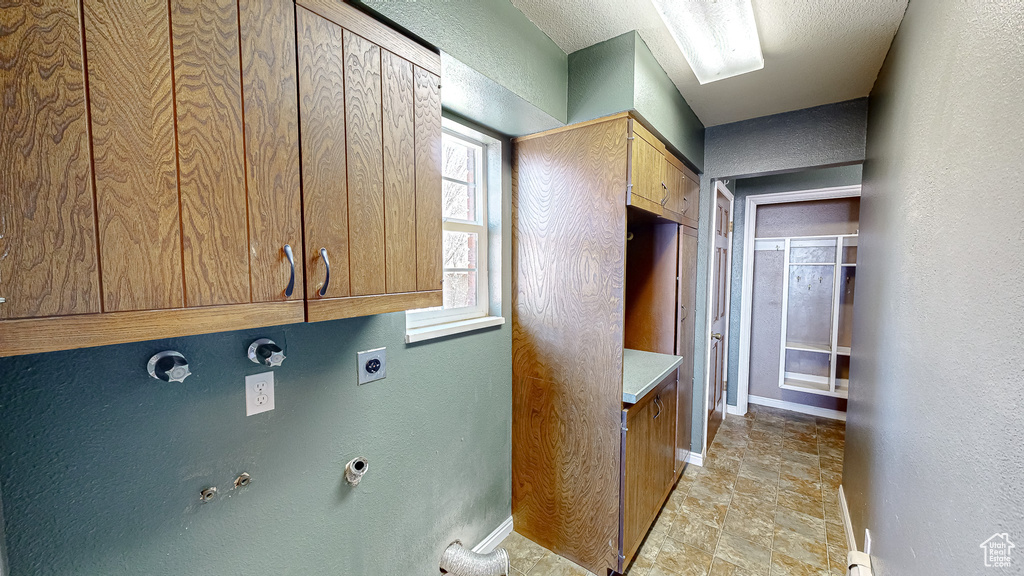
left=675, top=227, right=699, bottom=473
left=623, top=377, right=678, bottom=562
left=0, top=0, right=101, bottom=320
left=664, top=160, right=686, bottom=216
left=297, top=0, right=443, bottom=323
left=681, top=170, right=700, bottom=229
left=629, top=133, right=665, bottom=204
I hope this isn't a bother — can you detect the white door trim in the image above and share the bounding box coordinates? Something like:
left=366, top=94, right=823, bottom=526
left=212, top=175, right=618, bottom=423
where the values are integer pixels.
left=734, top=185, right=862, bottom=414
left=701, top=180, right=735, bottom=457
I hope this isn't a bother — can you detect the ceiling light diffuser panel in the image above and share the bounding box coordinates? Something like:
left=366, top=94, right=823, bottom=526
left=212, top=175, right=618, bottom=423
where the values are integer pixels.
left=651, top=0, right=764, bottom=84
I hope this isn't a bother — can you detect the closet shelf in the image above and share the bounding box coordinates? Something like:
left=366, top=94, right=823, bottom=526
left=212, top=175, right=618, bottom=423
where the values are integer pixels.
left=785, top=341, right=832, bottom=354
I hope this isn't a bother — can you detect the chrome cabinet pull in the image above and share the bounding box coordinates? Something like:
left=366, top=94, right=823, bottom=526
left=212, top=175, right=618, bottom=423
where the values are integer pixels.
left=283, top=245, right=295, bottom=297
left=318, top=247, right=330, bottom=297
left=653, top=395, right=662, bottom=419
left=661, top=182, right=669, bottom=206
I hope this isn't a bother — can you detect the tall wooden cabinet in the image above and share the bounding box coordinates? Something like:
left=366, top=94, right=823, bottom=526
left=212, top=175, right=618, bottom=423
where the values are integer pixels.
left=0, top=0, right=442, bottom=357
left=513, top=112, right=701, bottom=575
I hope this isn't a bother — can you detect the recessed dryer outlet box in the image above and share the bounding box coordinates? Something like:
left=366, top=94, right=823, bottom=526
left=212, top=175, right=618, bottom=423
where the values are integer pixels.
left=357, top=347, right=386, bottom=385
left=245, top=371, right=275, bottom=416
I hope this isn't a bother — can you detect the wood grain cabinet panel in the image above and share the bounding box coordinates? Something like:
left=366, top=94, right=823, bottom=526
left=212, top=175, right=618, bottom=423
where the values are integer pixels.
left=172, top=0, right=250, bottom=307
left=414, top=67, right=443, bottom=292
left=239, top=0, right=305, bottom=303
left=84, top=0, right=183, bottom=312
left=0, top=0, right=101, bottom=320
left=382, top=50, right=417, bottom=294
left=297, top=7, right=351, bottom=299
left=344, top=30, right=386, bottom=297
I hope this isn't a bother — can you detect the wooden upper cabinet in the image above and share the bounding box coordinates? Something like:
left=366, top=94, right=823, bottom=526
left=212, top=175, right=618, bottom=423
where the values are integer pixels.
left=0, top=0, right=305, bottom=357
left=297, top=1, right=443, bottom=323
left=626, top=116, right=700, bottom=227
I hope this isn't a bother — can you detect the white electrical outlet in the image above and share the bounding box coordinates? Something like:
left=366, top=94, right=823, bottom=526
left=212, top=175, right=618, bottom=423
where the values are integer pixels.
left=245, top=371, right=275, bottom=416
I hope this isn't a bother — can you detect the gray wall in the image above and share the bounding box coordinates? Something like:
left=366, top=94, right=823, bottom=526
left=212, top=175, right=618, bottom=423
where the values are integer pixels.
left=844, top=0, right=1024, bottom=573
left=727, top=166, right=863, bottom=409
left=0, top=119, right=513, bottom=576
left=690, top=103, right=868, bottom=454
left=567, top=32, right=705, bottom=170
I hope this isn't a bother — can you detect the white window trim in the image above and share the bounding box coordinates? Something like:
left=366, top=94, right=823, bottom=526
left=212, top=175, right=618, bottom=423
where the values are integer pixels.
left=406, top=121, right=502, bottom=342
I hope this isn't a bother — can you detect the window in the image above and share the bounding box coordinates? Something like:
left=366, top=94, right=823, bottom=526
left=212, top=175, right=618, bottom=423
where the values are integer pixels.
left=406, top=120, right=503, bottom=340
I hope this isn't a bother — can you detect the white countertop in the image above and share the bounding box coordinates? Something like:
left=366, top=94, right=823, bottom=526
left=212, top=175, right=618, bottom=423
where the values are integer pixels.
left=622, top=348, right=684, bottom=404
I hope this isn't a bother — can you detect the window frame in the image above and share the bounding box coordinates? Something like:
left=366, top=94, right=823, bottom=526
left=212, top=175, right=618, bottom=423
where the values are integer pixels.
left=406, top=127, right=489, bottom=329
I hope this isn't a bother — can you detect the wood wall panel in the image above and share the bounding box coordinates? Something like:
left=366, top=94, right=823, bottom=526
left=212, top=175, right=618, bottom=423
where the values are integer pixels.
left=84, top=0, right=182, bottom=312
left=171, top=0, right=250, bottom=306
left=0, top=0, right=100, bottom=319
left=239, top=0, right=304, bottom=302
left=413, top=67, right=442, bottom=292
left=297, top=7, right=350, bottom=299
left=512, top=118, right=628, bottom=574
left=344, top=30, right=386, bottom=296
left=382, top=50, right=417, bottom=294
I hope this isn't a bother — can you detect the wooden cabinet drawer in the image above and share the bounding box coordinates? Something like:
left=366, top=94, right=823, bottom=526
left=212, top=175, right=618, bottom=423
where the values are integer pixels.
left=622, top=373, right=678, bottom=563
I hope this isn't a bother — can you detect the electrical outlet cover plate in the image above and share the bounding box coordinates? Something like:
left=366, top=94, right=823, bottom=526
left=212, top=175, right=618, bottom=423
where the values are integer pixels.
left=357, top=347, right=386, bottom=385
left=245, top=371, right=275, bottom=416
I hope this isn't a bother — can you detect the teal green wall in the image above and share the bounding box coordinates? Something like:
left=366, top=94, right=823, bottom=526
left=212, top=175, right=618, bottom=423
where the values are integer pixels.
left=0, top=120, right=513, bottom=576
left=725, top=165, right=864, bottom=406
left=356, top=0, right=568, bottom=126
left=567, top=32, right=706, bottom=171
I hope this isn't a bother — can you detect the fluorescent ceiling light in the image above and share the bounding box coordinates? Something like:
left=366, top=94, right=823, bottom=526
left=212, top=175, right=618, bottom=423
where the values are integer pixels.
left=651, top=0, right=764, bottom=84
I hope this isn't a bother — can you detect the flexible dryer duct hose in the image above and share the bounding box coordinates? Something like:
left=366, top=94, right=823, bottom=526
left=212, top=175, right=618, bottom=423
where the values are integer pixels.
left=439, top=541, right=509, bottom=576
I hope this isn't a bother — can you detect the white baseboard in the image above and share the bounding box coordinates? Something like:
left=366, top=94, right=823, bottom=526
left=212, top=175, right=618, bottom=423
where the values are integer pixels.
left=747, top=394, right=847, bottom=422
left=839, top=485, right=857, bottom=554
left=473, top=515, right=514, bottom=554
left=726, top=404, right=746, bottom=416
left=684, top=451, right=704, bottom=467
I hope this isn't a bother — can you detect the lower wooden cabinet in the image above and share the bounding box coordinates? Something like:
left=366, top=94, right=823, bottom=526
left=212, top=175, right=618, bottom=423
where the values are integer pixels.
left=622, top=373, right=678, bottom=563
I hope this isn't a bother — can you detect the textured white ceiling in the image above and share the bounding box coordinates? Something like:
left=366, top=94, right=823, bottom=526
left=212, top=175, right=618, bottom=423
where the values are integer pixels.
left=510, top=0, right=908, bottom=126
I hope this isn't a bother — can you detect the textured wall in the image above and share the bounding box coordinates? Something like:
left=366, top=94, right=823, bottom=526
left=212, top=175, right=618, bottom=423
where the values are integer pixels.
left=845, top=0, right=1024, bottom=572
left=691, top=108, right=867, bottom=454
left=356, top=0, right=567, bottom=124
left=567, top=32, right=706, bottom=171
left=0, top=123, right=513, bottom=576
left=705, top=99, right=868, bottom=178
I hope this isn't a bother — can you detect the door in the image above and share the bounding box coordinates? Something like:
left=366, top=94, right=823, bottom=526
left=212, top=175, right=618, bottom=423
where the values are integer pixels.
left=675, top=226, right=698, bottom=474
left=707, top=187, right=732, bottom=447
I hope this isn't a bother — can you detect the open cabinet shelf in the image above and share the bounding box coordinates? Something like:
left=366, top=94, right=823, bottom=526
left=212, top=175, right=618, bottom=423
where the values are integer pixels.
left=778, top=234, right=857, bottom=398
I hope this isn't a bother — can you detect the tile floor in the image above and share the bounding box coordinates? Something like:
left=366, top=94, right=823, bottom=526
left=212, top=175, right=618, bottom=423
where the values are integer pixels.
left=500, top=404, right=848, bottom=576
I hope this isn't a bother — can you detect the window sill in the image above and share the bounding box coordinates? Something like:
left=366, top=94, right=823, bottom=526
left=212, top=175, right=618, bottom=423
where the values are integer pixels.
left=405, top=315, right=505, bottom=344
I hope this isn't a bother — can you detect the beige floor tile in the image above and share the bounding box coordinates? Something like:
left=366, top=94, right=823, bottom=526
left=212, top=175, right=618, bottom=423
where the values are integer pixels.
left=774, top=505, right=826, bottom=541
left=670, top=513, right=722, bottom=554
left=819, top=470, right=842, bottom=491
left=825, top=522, right=846, bottom=549
left=823, top=494, right=843, bottom=525
left=690, top=477, right=736, bottom=505
left=715, top=532, right=771, bottom=576
left=527, top=551, right=594, bottom=576
left=722, top=504, right=775, bottom=549
left=782, top=439, right=818, bottom=456
left=772, top=527, right=829, bottom=567
left=827, top=544, right=848, bottom=574
left=777, top=489, right=825, bottom=519
left=708, top=557, right=757, bottom=576
left=655, top=537, right=714, bottom=576
left=778, top=477, right=823, bottom=502
left=681, top=496, right=731, bottom=529
left=651, top=508, right=680, bottom=537
left=783, top=430, right=817, bottom=445
left=780, top=461, right=820, bottom=482
left=781, top=449, right=819, bottom=468
left=705, top=453, right=743, bottom=475
left=769, top=551, right=831, bottom=576
left=738, top=462, right=780, bottom=484
left=503, top=531, right=550, bottom=573
left=734, top=475, right=778, bottom=503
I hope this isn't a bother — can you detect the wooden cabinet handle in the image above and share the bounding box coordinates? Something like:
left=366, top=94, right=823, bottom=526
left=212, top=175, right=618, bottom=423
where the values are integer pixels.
left=318, top=248, right=331, bottom=297
left=283, top=245, right=295, bottom=297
